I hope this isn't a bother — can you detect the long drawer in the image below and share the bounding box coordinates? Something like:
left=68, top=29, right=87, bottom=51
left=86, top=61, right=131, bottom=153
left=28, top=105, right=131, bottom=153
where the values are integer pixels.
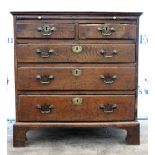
left=17, top=95, right=135, bottom=122
left=16, top=44, right=135, bottom=63
left=17, top=66, right=136, bottom=90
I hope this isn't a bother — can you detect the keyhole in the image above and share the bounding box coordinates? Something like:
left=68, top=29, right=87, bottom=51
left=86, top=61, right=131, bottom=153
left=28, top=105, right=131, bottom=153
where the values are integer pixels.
left=72, top=97, right=83, bottom=105
left=72, top=69, right=81, bottom=77
left=72, top=46, right=82, bottom=53
left=45, top=26, right=49, bottom=31
left=43, top=25, right=50, bottom=32
left=75, top=70, right=78, bottom=75
left=76, top=99, right=78, bottom=103
left=105, top=26, right=108, bottom=31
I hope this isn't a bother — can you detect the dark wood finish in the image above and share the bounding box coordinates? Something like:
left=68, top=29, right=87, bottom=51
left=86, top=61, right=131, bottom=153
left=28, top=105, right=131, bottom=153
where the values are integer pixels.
left=13, top=121, right=140, bottom=146
left=18, top=63, right=136, bottom=67
left=17, top=95, right=135, bottom=121
left=11, top=11, right=142, bottom=146
left=11, top=11, right=142, bottom=21
left=16, top=44, right=135, bottom=63
left=13, top=124, right=28, bottom=147
left=16, top=23, right=75, bottom=39
left=126, top=123, right=140, bottom=144
left=79, top=24, right=136, bottom=39
left=18, top=90, right=136, bottom=95
left=17, top=66, right=136, bottom=90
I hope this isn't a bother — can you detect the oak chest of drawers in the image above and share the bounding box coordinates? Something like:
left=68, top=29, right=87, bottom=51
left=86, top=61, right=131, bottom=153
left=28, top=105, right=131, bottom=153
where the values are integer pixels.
left=11, top=12, right=142, bottom=146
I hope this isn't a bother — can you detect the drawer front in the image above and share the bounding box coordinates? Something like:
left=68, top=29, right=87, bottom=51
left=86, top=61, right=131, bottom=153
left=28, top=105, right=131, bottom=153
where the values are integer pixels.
left=79, top=24, right=136, bottom=39
left=17, top=95, right=135, bottom=122
left=17, top=66, right=136, bottom=90
left=16, top=44, right=135, bottom=63
left=16, top=23, right=75, bottom=39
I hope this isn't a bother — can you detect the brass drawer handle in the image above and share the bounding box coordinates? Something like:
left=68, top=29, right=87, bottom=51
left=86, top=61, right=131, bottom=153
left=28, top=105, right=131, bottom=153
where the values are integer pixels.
left=36, top=49, right=54, bottom=58
left=72, top=45, right=82, bottom=53
left=97, top=25, right=115, bottom=36
left=36, top=75, right=54, bottom=84
left=37, top=24, right=56, bottom=36
left=99, top=104, right=117, bottom=113
left=36, top=104, right=54, bottom=114
left=100, top=75, right=117, bottom=84
left=99, top=49, right=117, bottom=58
left=72, top=97, right=83, bottom=105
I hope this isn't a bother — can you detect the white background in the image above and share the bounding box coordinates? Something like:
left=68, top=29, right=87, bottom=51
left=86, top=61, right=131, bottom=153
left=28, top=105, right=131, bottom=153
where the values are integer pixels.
left=0, top=0, right=154, bottom=154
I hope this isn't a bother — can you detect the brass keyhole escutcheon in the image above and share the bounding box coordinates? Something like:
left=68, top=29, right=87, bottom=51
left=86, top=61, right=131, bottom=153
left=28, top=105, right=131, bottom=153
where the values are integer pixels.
left=72, top=68, right=82, bottom=77
left=44, top=25, right=49, bottom=31
left=97, top=25, right=115, bottom=36
left=72, top=97, right=83, bottom=105
left=72, top=45, right=82, bottom=53
left=37, top=24, right=56, bottom=36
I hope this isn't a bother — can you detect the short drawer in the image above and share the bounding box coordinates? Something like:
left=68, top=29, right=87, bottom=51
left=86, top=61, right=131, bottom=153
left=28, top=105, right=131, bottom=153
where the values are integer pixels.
left=16, top=44, right=135, bottom=63
left=17, top=95, right=135, bottom=122
left=16, top=23, right=75, bottom=39
left=17, top=66, right=136, bottom=90
left=79, top=24, right=136, bottom=39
